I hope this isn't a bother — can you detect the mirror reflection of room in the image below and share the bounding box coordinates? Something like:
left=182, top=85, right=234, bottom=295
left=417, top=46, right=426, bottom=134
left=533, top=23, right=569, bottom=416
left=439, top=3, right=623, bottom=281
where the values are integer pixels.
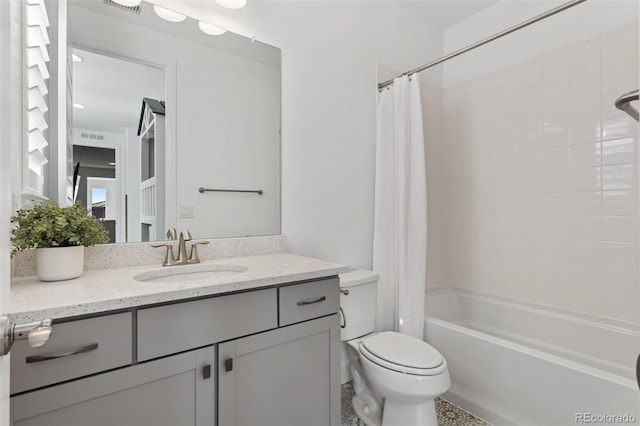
left=64, top=0, right=281, bottom=243
left=72, top=48, right=165, bottom=244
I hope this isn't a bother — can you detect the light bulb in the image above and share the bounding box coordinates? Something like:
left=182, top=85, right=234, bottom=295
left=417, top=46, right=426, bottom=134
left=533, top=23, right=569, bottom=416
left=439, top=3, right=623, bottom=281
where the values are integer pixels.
left=111, top=0, right=142, bottom=7
left=198, top=21, right=226, bottom=36
left=152, top=5, right=186, bottom=22
left=215, top=0, right=246, bottom=9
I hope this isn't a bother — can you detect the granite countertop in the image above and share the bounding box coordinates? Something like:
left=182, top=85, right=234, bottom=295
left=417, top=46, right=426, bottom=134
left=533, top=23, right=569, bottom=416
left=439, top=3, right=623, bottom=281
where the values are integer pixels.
left=10, top=253, right=349, bottom=322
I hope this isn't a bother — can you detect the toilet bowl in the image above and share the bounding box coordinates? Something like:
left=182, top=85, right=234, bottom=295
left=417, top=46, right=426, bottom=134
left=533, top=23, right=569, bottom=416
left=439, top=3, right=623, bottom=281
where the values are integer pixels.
left=340, top=270, right=450, bottom=426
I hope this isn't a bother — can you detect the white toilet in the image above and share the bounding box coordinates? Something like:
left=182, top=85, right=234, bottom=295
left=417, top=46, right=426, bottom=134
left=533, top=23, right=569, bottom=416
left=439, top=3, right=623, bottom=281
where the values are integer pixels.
left=340, top=270, right=450, bottom=426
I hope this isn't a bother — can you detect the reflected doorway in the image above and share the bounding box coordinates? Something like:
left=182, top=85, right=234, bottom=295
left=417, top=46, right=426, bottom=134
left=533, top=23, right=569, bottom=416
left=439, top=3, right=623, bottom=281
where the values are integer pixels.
left=73, top=145, right=118, bottom=243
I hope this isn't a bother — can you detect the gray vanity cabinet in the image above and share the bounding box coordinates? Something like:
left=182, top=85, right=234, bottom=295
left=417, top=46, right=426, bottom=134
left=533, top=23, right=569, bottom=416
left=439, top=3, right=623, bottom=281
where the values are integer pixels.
left=10, top=276, right=340, bottom=426
left=218, top=314, right=340, bottom=426
left=11, top=346, right=216, bottom=426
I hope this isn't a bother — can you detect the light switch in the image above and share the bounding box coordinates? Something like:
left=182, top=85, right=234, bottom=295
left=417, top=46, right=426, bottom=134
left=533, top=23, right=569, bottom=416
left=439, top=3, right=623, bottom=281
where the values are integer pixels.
left=179, top=205, right=194, bottom=218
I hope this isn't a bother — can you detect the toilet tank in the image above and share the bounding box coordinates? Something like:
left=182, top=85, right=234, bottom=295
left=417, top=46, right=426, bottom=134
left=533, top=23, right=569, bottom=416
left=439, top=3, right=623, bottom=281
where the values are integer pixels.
left=339, top=270, right=378, bottom=341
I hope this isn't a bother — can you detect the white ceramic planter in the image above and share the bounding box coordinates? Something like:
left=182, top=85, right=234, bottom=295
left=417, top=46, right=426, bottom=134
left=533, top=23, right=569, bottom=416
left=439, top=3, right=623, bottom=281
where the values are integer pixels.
left=36, top=246, right=85, bottom=282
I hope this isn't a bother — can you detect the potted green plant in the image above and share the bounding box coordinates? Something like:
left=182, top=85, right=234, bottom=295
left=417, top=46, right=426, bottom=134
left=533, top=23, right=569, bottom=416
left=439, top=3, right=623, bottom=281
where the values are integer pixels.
left=11, top=201, right=109, bottom=281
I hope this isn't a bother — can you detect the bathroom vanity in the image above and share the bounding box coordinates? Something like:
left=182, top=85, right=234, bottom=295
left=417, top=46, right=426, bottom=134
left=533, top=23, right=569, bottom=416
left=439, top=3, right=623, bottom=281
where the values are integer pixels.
left=9, top=252, right=346, bottom=426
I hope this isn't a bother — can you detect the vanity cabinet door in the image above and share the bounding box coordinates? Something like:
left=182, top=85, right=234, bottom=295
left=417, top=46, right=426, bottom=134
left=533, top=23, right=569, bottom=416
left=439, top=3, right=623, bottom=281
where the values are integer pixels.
left=11, top=346, right=216, bottom=426
left=218, top=314, right=340, bottom=426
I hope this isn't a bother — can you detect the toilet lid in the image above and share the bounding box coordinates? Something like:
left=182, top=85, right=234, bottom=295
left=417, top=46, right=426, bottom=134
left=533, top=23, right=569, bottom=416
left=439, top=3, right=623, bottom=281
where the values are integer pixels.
left=361, top=331, right=443, bottom=370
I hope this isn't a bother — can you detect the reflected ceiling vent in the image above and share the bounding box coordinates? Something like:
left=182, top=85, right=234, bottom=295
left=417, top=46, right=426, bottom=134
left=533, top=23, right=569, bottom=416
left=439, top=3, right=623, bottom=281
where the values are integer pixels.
left=80, top=132, right=105, bottom=142
left=103, top=0, right=142, bottom=15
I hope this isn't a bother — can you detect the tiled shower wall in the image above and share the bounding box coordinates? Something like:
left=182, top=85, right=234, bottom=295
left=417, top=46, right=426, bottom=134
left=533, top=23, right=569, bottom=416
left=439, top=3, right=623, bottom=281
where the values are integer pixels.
left=439, top=23, right=639, bottom=323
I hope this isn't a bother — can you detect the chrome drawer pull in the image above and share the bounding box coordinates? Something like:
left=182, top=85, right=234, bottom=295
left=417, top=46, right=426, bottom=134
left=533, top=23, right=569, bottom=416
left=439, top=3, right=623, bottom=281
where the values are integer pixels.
left=296, top=296, right=326, bottom=306
left=25, top=342, right=98, bottom=364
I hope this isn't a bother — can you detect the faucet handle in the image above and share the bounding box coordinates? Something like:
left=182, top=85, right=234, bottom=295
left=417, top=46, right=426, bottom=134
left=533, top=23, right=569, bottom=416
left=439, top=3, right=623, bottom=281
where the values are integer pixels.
left=188, top=241, right=210, bottom=264
left=151, top=242, right=176, bottom=266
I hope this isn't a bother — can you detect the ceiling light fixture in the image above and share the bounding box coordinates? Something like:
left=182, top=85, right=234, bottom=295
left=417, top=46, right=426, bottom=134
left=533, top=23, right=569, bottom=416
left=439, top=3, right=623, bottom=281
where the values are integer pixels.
left=72, top=53, right=83, bottom=62
left=152, top=5, right=186, bottom=22
left=214, top=0, right=246, bottom=9
left=110, top=0, right=142, bottom=7
left=72, top=103, right=86, bottom=109
left=198, top=21, right=226, bottom=36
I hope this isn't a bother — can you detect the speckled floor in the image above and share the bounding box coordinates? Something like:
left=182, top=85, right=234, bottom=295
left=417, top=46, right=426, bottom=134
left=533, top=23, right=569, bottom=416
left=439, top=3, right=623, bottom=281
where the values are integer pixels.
left=341, top=382, right=490, bottom=426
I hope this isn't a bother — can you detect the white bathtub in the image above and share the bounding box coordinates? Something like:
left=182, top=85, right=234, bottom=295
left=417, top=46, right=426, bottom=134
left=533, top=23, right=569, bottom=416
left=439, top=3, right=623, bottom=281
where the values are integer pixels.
left=425, top=289, right=640, bottom=426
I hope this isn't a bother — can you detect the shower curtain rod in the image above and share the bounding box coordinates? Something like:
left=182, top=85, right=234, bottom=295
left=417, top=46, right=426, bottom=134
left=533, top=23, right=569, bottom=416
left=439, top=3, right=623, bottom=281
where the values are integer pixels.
left=378, top=0, right=588, bottom=90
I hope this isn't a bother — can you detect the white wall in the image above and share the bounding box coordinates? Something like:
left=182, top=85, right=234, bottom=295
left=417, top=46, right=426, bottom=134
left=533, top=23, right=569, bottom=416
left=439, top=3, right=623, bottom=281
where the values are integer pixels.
left=149, top=0, right=444, bottom=269
left=439, top=2, right=639, bottom=323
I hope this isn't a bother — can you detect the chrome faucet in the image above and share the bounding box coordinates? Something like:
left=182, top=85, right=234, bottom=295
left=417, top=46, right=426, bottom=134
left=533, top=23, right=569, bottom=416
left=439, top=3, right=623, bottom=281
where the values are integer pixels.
left=152, top=230, right=210, bottom=266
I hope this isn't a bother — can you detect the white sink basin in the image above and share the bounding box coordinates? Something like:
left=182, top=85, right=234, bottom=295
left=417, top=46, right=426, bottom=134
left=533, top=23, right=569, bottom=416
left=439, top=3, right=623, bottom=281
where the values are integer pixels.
left=134, top=264, right=248, bottom=283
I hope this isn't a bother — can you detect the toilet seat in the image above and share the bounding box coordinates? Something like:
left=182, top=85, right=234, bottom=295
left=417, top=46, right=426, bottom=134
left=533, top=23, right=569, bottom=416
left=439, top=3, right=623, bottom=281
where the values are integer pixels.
left=359, top=332, right=447, bottom=376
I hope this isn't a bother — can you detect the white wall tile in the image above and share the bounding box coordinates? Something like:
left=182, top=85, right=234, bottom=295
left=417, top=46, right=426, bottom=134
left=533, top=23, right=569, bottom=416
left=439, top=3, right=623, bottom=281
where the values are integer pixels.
left=540, top=259, right=572, bottom=286
left=570, top=263, right=604, bottom=290
left=516, top=61, right=542, bottom=87
left=543, top=52, right=571, bottom=81
left=541, top=146, right=569, bottom=170
left=517, top=129, right=543, bottom=155
left=570, top=68, right=600, bottom=98
left=602, top=190, right=637, bottom=216
left=569, top=116, right=601, bottom=145
left=602, top=113, right=636, bottom=140
left=601, top=27, right=638, bottom=64
left=543, top=216, right=572, bottom=239
left=541, top=124, right=569, bottom=149
left=570, top=216, right=602, bottom=240
left=568, top=167, right=602, bottom=191
left=541, top=193, right=572, bottom=216
left=602, top=267, right=639, bottom=296
left=600, top=293, right=639, bottom=323
left=569, top=143, right=602, bottom=168
left=518, top=83, right=543, bottom=108
left=602, top=216, right=638, bottom=242
left=569, top=240, right=603, bottom=264
left=571, top=191, right=602, bottom=216
left=440, top=23, right=638, bottom=323
left=570, top=41, right=600, bottom=73
left=542, top=77, right=571, bottom=105
left=602, top=164, right=637, bottom=190
left=601, top=56, right=638, bottom=91
left=602, top=242, right=638, bottom=269
left=602, top=137, right=636, bottom=165
left=570, top=92, right=601, bottom=120
left=541, top=170, right=569, bottom=193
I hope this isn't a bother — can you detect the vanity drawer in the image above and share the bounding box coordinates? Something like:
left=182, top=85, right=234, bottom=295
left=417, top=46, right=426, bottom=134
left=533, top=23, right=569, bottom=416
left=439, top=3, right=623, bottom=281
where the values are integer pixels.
left=137, top=288, right=278, bottom=361
left=279, top=277, right=339, bottom=326
left=11, top=312, right=133, bottom=395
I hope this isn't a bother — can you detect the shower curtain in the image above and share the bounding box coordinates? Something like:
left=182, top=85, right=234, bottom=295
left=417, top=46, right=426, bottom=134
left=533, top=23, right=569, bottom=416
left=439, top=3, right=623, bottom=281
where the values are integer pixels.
left=373, top=75, right=427, bottom=339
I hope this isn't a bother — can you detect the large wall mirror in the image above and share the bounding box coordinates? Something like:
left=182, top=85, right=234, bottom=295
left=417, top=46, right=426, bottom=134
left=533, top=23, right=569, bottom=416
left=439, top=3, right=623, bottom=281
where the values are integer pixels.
left=50, top=0, right=281, bottom=243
